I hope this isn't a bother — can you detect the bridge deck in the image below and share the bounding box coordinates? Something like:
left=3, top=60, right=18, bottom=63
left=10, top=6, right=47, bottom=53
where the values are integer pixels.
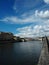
left=38, top=37, right=49, bottom=65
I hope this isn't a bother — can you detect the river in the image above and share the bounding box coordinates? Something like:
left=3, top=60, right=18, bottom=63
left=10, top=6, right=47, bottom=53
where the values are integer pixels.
left=0, top=41, right=43, bottom=65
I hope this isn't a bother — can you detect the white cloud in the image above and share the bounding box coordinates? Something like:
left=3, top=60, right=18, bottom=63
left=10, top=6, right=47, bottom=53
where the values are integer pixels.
left=15, top=26, right=33, bottom=37
left=1, top=9, right=49, bottom=37
left=15, top=24, right=49, bottom=37
left=44, top=0, right=49, bottom=4
left=0, top=15, right=42, bottom=24
left=35, top=10, right=49, bottom=19
left=1, top=10, right=49, bottom=24
left=1, top=10, right=49, bottom=38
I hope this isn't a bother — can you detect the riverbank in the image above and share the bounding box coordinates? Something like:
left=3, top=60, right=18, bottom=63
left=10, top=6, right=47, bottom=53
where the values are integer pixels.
left=0, top=31, right=43, bottom=43
left=38, top=37, right=49, bottom=65
left=0, top=32, right=31, bottom=42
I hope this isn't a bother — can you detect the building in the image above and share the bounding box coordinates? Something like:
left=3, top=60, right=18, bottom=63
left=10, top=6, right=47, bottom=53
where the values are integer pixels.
left=0, top=32, right=14, bottom=40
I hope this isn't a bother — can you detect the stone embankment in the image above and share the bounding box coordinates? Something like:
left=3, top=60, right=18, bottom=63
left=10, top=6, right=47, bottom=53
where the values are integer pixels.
left=38, top=37, right=49, bottom=65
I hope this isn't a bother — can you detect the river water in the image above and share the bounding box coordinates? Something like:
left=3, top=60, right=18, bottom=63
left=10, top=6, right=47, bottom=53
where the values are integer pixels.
left=0, top=41, right=43, bottom=65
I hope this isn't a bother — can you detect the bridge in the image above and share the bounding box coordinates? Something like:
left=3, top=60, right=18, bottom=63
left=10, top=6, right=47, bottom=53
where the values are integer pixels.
left=38, top=37, right=49, bottom=65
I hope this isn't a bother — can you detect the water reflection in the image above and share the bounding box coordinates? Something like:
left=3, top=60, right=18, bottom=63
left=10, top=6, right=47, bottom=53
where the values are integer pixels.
left=0, top=41, right=42, bottom=65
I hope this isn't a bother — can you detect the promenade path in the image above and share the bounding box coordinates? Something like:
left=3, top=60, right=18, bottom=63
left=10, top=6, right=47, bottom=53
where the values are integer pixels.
left=38, top=37, right=49, bottom=65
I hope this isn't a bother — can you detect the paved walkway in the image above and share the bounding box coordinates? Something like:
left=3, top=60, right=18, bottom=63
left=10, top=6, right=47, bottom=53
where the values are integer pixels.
left=38, top=37, right=49, bottom=65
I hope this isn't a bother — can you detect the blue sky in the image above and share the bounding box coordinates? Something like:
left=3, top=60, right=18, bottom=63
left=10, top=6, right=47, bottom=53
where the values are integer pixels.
left=0, top=0, right=49, bottom=37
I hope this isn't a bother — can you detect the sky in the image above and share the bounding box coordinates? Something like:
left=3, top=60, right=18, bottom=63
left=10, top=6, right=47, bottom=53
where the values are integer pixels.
left=0, top=0, right=49, bottom=37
